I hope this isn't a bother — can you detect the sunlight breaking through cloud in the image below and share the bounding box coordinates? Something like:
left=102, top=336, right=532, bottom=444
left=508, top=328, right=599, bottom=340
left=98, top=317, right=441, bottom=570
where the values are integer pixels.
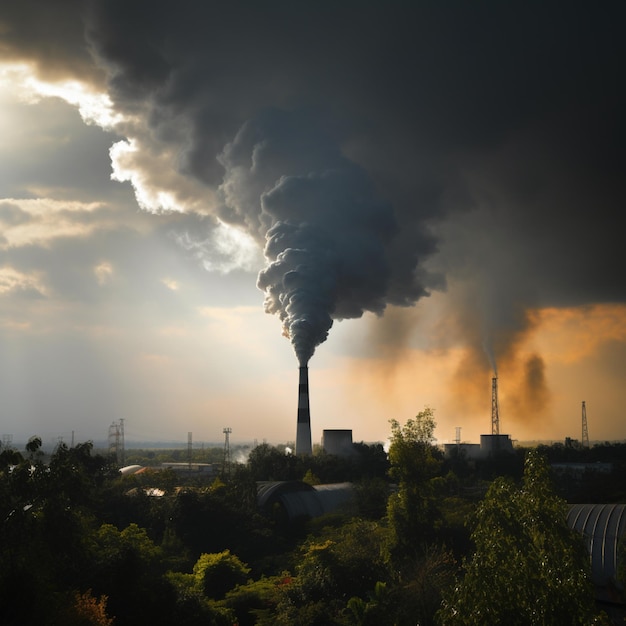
left=0, top=62, right=123, bottom=129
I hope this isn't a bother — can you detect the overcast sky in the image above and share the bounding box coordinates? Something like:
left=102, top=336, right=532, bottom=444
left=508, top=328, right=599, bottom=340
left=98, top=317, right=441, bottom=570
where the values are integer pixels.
left=0, top=1, right=624, bottom=448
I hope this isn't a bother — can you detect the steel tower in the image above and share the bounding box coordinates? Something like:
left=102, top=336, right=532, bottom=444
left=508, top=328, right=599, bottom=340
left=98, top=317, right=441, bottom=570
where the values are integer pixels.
left=222, top=427, right=232, bottom=480
left=582, top=401, right=589, bottom=448
left=491, top=376, right=500, bottom=436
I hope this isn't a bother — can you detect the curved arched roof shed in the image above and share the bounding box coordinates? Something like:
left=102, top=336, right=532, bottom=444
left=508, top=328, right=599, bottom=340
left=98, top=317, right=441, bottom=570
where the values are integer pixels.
left=567, top=503, right=626, bottom=587
left=257, top=481, right=354, bottom=522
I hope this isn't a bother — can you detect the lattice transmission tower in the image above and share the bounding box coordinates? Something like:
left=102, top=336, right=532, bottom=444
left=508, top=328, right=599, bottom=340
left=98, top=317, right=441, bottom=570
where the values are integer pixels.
left=222, top=427, right=232, bottom=480
left=491, top=376, right=500, bottom=436
left=581, top=401, right=589, bottom=449
left=108, top=419, right=125, bottom=465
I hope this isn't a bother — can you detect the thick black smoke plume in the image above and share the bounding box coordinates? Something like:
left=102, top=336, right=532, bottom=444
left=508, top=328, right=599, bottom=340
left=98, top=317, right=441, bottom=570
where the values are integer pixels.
left=219, top=111, right=399, bottom=364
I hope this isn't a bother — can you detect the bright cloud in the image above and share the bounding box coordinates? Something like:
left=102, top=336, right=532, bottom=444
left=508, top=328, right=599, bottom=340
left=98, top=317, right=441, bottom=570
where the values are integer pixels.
left=0, top=265, right=46, bottom=296
left=0, top=62, right=122, bottom=129
left=161, top=278, right=179, bottom=291
left=173, top=220, right=263, bottom=274
left=94, top=261, right=113, bottom=285
left=0, top=198, right=108, bottom=248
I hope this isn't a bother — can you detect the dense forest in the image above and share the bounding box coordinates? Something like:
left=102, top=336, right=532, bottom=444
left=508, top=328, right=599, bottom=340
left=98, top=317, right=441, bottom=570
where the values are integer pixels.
left=1, top=409, right=625, bottom=625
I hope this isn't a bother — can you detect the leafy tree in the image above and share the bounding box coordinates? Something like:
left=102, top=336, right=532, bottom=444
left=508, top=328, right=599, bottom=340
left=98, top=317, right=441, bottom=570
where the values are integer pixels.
left=351, top=442, right=390, bottom=481
left=25, top=436, right=43, bottom=461
left=165, top=568, right=237, bottom=625
left=386, top=408, right=442, bottom=558
left=345, top=544, right=455, bottom=626
left=387, top=545, right=456, bottom=626
left=193, top=549, right=251, bottom=600
left=98, top=472, right=175, bottom=545
left=0, top=439, right=119, bottom=624
left=88, top=522, right=178, bottom=625
left=248, top=443, right=299, bottom=481
left=223, top=575, right=285, bottom=626
left=63, top=589, right=115, bottom=626
left=353, top=477, right=390, bottom=520
left=438, top=450, right=597, bottom=625
left=346, top=581, right=391, bottom=626
left=170, top=483, right=273, bottom=564
left=306, top=450, right=352, bottom=484
left=277, top=519, right=390, bottom=623
left=302, top=469, right=321, bottom=485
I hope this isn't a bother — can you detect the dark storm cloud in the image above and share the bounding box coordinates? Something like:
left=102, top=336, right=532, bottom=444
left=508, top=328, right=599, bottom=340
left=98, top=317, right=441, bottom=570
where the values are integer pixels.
left=2, top=0, right=624, bottom=365
left=0, top=0, right=96, bottom=81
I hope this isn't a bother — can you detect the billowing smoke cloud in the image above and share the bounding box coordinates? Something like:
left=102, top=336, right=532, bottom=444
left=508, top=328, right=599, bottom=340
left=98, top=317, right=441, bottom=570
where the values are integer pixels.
left=521, top=354, right=550, bottom=412
left=73, top=4, right=444, bottom=365
left=217, top=111, right=398, bottom=363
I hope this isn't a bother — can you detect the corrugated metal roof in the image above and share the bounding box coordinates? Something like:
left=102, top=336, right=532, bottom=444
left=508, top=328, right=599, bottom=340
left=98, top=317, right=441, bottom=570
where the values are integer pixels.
left=257, top=481, right=354, bottom=521
left=567, top=503, right=626, bottom=586
left=313, top=482, right=354, bottom=515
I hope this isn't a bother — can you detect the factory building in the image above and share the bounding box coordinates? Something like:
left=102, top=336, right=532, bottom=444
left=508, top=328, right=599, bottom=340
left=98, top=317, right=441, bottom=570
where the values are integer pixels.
left=442, top=434, right=514, bottom=460
left=322, top=429, right=353, bottom=456
left=443, top=375, right=516, bottom=459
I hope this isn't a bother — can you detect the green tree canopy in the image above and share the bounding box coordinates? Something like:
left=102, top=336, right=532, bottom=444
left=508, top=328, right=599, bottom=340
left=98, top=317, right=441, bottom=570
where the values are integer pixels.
left=194, top=550, right=251, bottom=600
left=438, top=449, right=596, bottom=626
left=276, top=519, right=390, bottom=624
left=248, top=443, right=299, bottom=481
left=386, top=408, right=442, bottom=557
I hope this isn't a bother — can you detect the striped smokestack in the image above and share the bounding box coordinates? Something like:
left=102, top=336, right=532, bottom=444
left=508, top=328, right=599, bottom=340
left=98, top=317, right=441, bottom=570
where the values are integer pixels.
left=296, top=365, right=312, bottom=455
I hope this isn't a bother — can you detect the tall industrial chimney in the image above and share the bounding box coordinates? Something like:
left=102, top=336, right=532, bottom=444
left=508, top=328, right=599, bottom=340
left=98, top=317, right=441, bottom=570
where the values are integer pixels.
left=296, top=365, right=312, bottom=455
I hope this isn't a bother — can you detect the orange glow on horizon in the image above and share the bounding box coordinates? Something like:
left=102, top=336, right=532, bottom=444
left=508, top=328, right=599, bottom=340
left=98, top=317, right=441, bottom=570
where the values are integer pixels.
left=332, top=302, right=626, bottom=444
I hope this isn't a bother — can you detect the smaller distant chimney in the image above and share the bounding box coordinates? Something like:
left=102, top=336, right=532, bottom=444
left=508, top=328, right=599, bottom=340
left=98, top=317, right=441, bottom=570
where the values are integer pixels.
left=491, top=376, right=500, bottom=436
left=296, top=366, right=312, bottom=455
